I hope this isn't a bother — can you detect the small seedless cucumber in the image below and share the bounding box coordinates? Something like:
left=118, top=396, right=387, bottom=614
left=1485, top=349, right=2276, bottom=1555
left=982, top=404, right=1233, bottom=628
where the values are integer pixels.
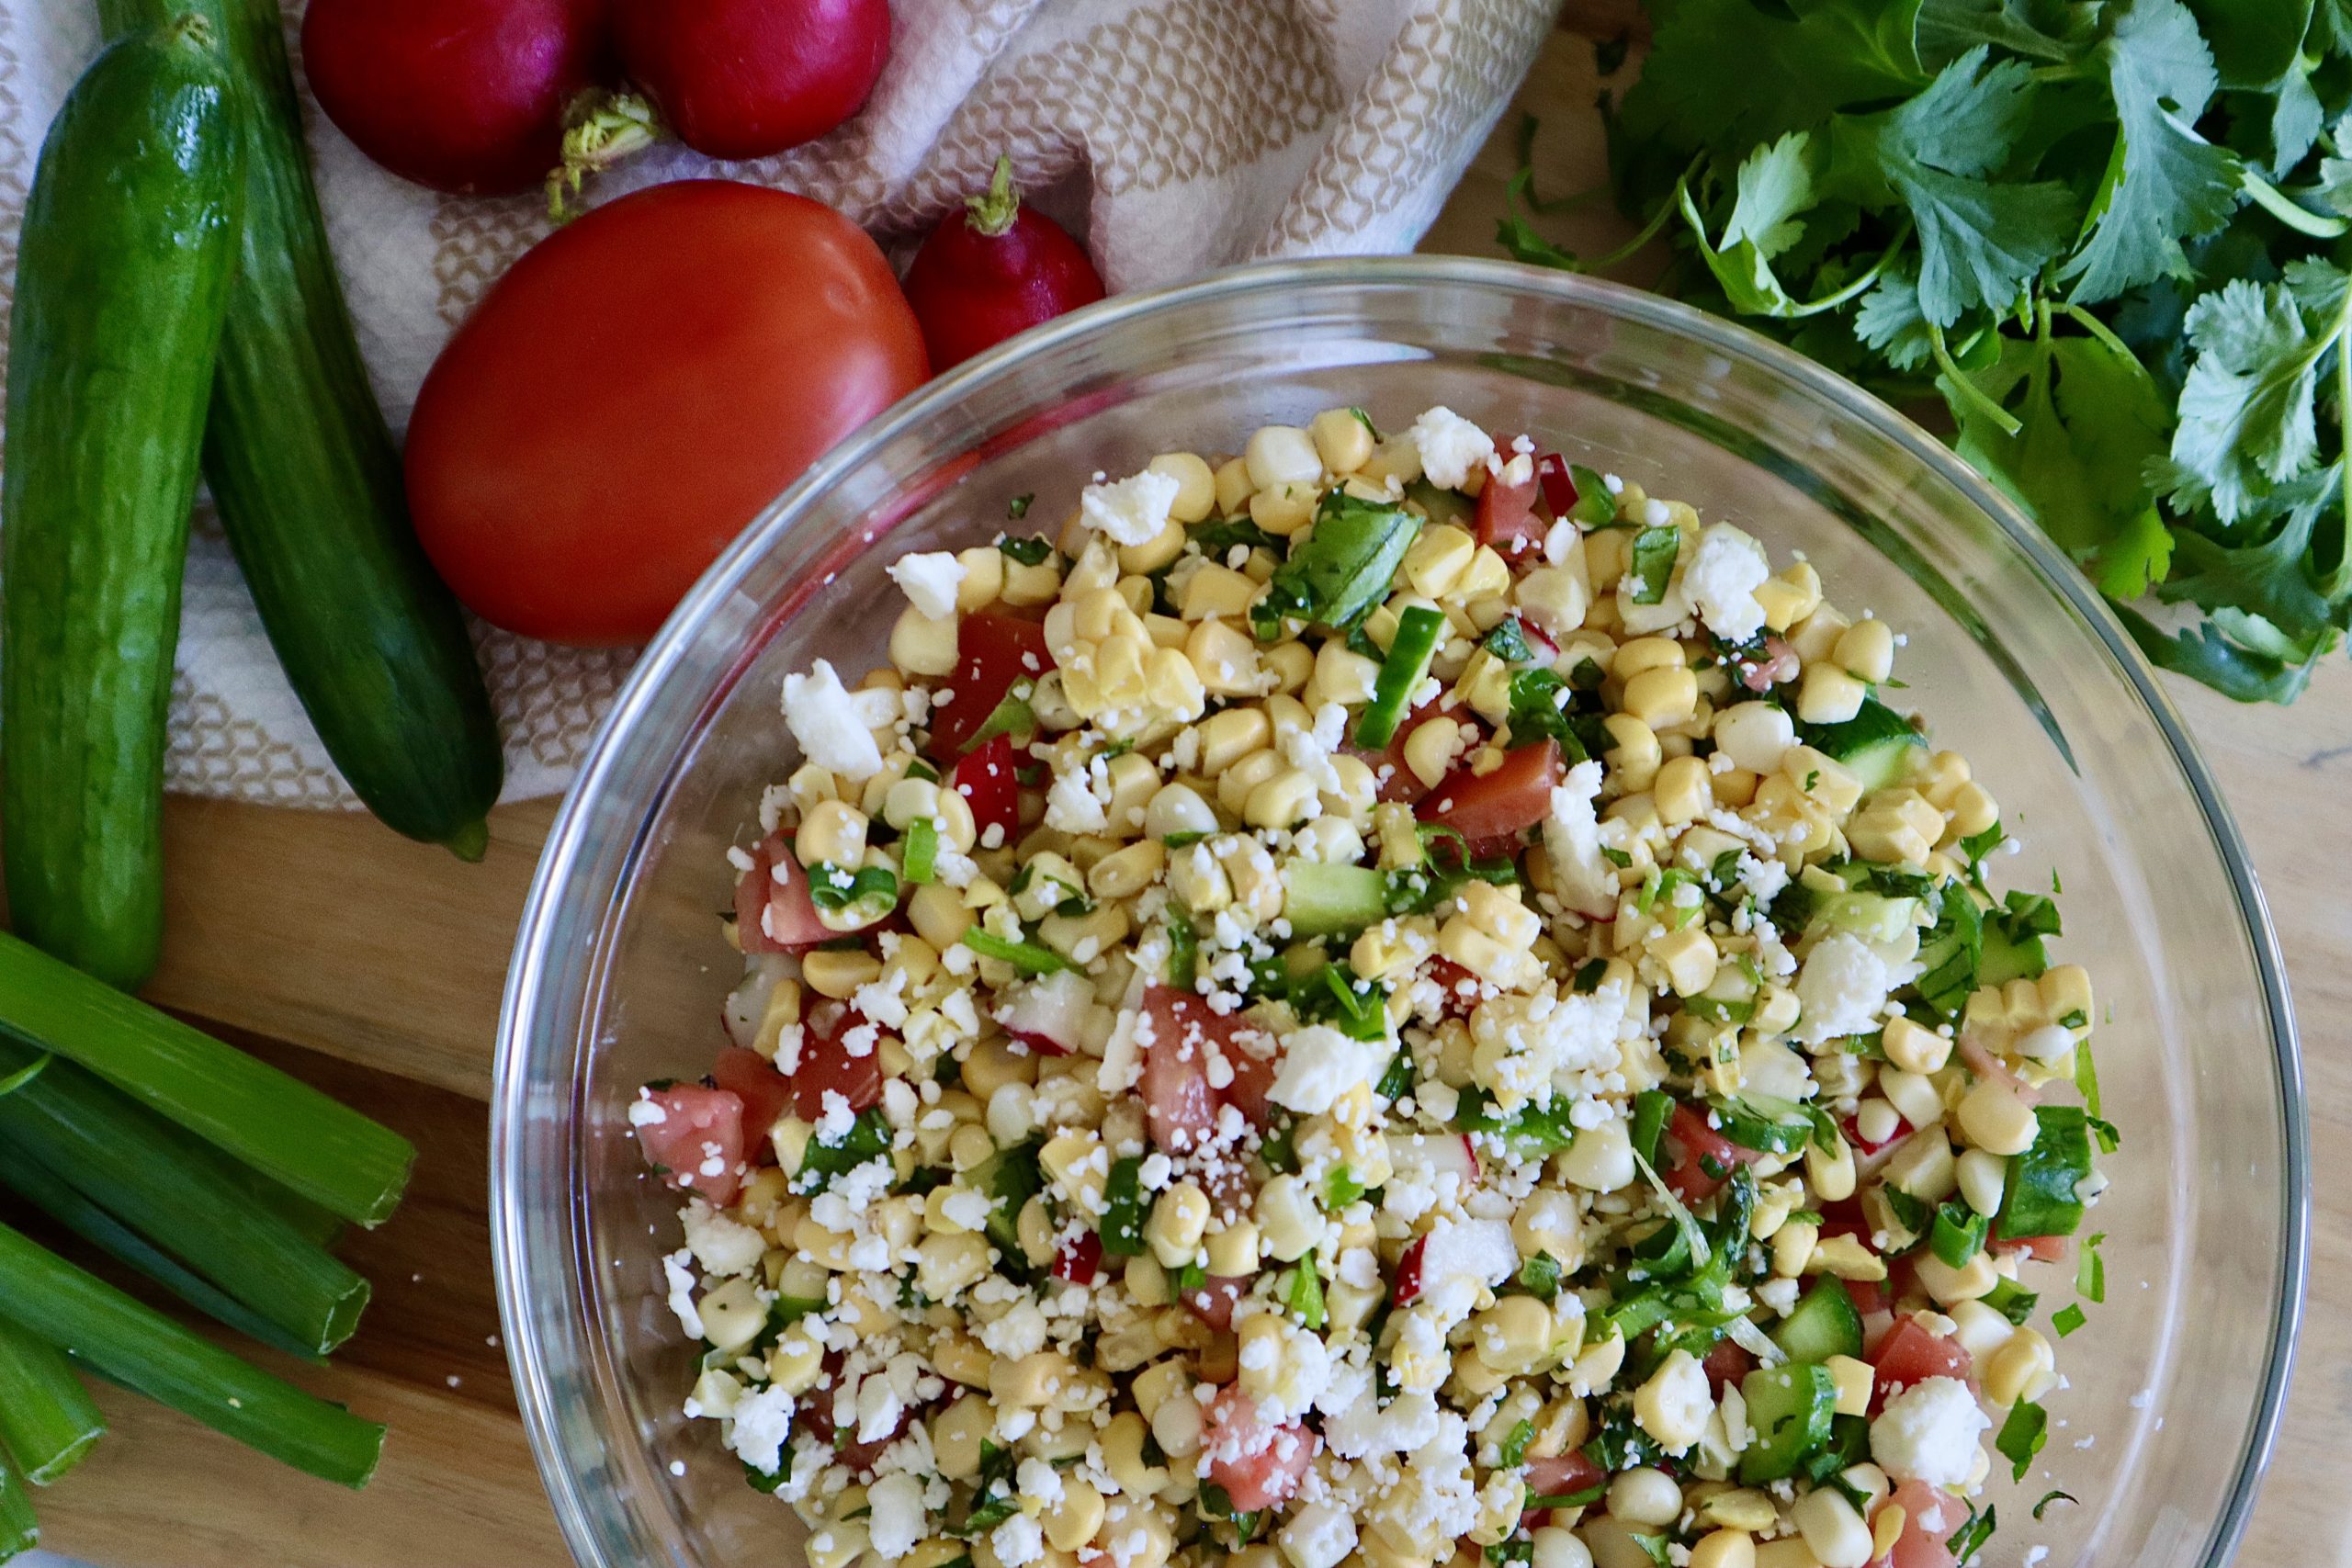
left=2, top=17, right=244, bottom=989
left=96, top=0, right=504, bottom=857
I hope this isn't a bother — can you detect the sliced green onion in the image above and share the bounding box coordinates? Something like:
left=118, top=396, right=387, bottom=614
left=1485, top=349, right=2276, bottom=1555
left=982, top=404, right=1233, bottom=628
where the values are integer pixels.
left=1283, top=1251, right=1327, bottom=1329
left=902, top=818, right=940, bottom=885
left=962, top=930, right=1071, bottom=975
left=0, top=933, right=413, bottom=1225
left=807, top=863, right=899, bottom=911
left=2051, top=1303, right=2086, bottom=1337
left=2075, top=1231, right=2107, bottom=1303
left=1165, top=911, right=1197, bottom=991
left=0, top=1222, right=385, bottom=1487
left=0, top=1450, right=32, bottom=1562
left=0, top=1043, right=368, bottom=1355
left=0, top=1317, right=103, bottom=1483
left=1929, top=1201, right=1990, bottom=1269
left=1995, top=1399, right=2047, bottom=1480
left=0, top=1138, right=320, bottom=1362
left=1355, top=605, right=1446, bottom=749
left=1101, top=1157, right=1147, bottom=1257
left=0, top=1053, right=48, bottom=1100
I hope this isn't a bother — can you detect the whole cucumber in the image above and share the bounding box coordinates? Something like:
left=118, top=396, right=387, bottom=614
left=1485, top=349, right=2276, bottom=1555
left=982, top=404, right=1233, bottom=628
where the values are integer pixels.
left=96, top=0, right=505, bottom=857
left=2, top=16, right=246, bottom=990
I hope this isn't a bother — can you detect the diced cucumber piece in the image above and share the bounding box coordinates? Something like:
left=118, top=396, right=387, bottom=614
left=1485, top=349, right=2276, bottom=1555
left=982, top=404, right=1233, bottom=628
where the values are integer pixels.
left=1281, top=862, right=1391, bottom=939
left=1803, top=697, right=1924, bottom=795
left=1708, top=1093, right=1815, bottom=1155
left=1810, top=890, right=1919, bottom=943
left=1771, top=1279, right=1865, bottom=1364
left=1356, top=605, right=1446, bottom=749
left=1403, top=479, right=1474, bottom=526
left=1998, top=1106, right=2093, bottom=1238
left=1977, top=918, right=2050, bottom=987
left=1738, top=1363, right=1839, bottom=1483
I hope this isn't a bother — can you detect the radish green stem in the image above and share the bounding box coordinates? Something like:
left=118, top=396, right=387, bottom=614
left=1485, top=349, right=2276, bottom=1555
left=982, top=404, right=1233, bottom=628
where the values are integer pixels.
left=0, top=1221, right=385, bottom=1488
left=0, top=932, right=413, bottom=1225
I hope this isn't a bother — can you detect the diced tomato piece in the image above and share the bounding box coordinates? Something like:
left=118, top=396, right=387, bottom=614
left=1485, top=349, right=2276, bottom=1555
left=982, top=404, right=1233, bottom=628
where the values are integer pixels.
left=1053, top=1230, right=1105, bottom=1285
left=1474, top=454, right=1544, bottom=558
left=1869, top=1318, right=1973, bottom=1401
left=1700, top=1337, right=1756, bottom=1394
left=1416, top=738, right=1563, bottom=840
left=1871, top=1480, right=1968, bottom=1568
left=1534, top=453, right=1577, bottom=518
left=1393, top=1235, right=1428, bottom=1304
left=928, top=611, right=1048, bottom=756
left=1351, top=703, right=1450, bottom=805
left=1424, top=957, right=1484, bottom=1019
left=1181, top=1273, right=1250, bottom=1330
left=733, top=832, right=832, bottom=953
left=1660, top=1102, right=1758, bottom=1202
left=634, top=1084, right=748, bottom=1204
left=949, top=733, right=1020, bottom=838
left=788, top=1017, right=886, bottom=1122
left=1201, top=1387, right=1316, bottom=1511
left=1521, top=1450, right=1606, bottom=1507
left=711, top=1047, right=793, bottom=1146
left=1139, top=987, right=1278, bottom=1155
left=1990, top=1230, right=2070, bottom=1263
left=1842, top=1275, right=1890, bottom=1317
left=797, top=1350, right=906, bottom=1477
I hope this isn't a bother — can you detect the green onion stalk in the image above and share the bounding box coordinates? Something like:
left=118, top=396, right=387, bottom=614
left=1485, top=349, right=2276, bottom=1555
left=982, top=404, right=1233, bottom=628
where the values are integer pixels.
left=0, top=1316, right=104, bottom=1483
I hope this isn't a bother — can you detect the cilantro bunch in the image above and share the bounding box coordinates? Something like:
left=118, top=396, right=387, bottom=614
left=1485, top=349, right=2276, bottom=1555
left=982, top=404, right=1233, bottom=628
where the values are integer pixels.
left=1510, top=0, right=2352, bottom=701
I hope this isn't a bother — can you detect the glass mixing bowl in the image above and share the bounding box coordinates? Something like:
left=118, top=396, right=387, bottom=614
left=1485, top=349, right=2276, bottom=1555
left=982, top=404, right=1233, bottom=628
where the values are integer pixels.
left=492, top=258, right=2306, bottom=1568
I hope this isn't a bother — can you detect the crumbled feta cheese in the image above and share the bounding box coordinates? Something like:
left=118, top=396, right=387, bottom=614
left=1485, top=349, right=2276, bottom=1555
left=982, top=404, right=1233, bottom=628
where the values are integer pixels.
left=627, top=1089, right=668, bottom=1128
left=680, top=1199, right=765, bottom=1278
left=1016, top=1456, right=1065, bottom=1507
left=888, top=550, right=967, bottom=619
left=781, top=660, right=883, bottom=779
left=728, top=1382, right=796, bottom=1474
left=1792, top=931, right=1894, bottom=1044
left=991, top=1512, right=1046, bottom=1568
left=1871, top=1375, right=1991, bottom=1485
left=1683, top=522, right=1771, bottom=643
left=1278, top=1501, right=1358, bottom=1568
left=1543, top=761, right=1617, bottom=918
left=1268, top=1024, right=1392, bottom=1116
left=867, top=1472, right=928, bottom=1559
left=1408, top=407, right=1496, bottom=490
left=1467, top=978, right=1630, bottom=1106
left=1080, top=468, right=1182, bottom=546
left=661, top=1248, right=703, bottom=1338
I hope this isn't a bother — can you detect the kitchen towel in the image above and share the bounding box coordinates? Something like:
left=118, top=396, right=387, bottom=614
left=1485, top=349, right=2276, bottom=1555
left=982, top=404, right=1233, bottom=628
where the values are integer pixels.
left=0, top=0, right=1559, bottom=807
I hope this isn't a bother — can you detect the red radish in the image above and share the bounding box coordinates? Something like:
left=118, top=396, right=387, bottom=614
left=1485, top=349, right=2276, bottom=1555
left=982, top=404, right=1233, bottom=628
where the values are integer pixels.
left=1534, top=453, right=1578, bottom=517
left=1473, top=453, right=1544, bottom=557
left=1521, top=1451, right=1606, bottom=1512
left=1053, top=1230, right=1105, bottom=1285
left=902, top=156, right=1107, bottom=369
left=997, top=969, right=1094, bottom=1056
left=1393, top=1235, right=1428, bottom=1304
left=1180, top=1274, right=1250, bottom=1330
left=949, top=734, right=1019, bottom=840
left=612, top=0, right=888, bottom=160
left=1736, top=634, right=1801, bottom=693
left=300, top=0, right=606, bottom=195
left=927, top=611, right=1048, bottom=758
left=1701, top=1337, right=1757, bottom=1393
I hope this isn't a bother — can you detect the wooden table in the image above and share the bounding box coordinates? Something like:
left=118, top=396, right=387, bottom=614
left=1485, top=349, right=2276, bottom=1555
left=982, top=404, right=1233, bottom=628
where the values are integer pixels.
left=28, top=13, right=2352, bottom=1568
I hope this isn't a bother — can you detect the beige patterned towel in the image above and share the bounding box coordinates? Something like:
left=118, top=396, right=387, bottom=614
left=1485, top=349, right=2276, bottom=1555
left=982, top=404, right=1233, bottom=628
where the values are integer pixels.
left=0, top=0, right=1557, bottom=807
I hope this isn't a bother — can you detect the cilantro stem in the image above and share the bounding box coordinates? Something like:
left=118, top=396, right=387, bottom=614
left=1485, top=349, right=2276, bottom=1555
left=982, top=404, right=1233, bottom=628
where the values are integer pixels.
left=2241, top=168, right=2348, bottom=239
left=2053, top=303, right=2158, bottom=392
left=1510, top=155, right=1700, bottom=275
left=2333, top=328, right=2352, bottom=601
left=1930, top=322, right=2021, bottom=438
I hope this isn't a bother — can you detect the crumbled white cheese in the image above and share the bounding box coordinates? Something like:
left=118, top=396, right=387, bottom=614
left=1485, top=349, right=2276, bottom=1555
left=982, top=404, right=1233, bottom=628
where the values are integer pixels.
left=888, top=550, right=967, bottom=619
left=661, top=1248, right=704, bottom=1338
left=991, top=1514, right=1046, bottom=1568
left=1543, top=760, right=1617, bottom=918
left=1408, top=407, right=1497, bottom=490
left=1792, top=931, right=1894, bottom=1044
left=1268, top=1024, right=1392, bottom=1116
left=728, top=1382, right=796, bottom=1474
left=1871, top=1375, right=1990, bottom=1485
left=680, top=1199, right=765, bottom=1279
left=781, top=659, right=883, bottom=780
left=1683, top=522, right=1771, bottom=643
left=1278, top=1501, right=1358, bottom=1568
left=1080, top=468, right=1182, bottom=546
left=867, top=1472, right=928, bottom=1559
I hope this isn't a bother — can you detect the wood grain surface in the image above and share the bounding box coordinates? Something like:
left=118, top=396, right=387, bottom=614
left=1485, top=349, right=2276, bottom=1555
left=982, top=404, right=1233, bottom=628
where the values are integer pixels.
left=21, top=11, right=2349, bottom=1567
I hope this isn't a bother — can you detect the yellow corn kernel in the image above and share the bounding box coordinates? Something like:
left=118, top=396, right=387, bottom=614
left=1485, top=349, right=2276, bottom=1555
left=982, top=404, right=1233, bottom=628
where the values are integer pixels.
left=1250, top=482, right=1317, bottom=536
left=1185, top=618, right=1262, bottom=697
left=1956, top=1078, right=2038, bottom=1156
left=1245, top=768, right=1321, bottom=830
left=1798, top=661, right=1868, bottom=725
left=1833, top=617, right=1895, bottom=683
left=1613, top=636, right=1683, bottom=681
left=1654, top=754, right=1713, bottom=825
left=1306, top=640, right=1383, bottom=709
left=1787, top=603, right=1851, bottom=664
left=1603, top=713, right=1663, bottom=790
left=1145, top=1182, right=1211, bottom=1267
left=1806, top=1234, right=1886, bottom=1281
left=1945, top=780, right=1999, bottom=841
left=1983, top=1325, right=2057, bottom=1407
left=1216, top=747, right=1283, bottom=816
left=1648, top=927, right=1718, bottom=997
left=1403, top=715, right=1471, bottom=789
left=1882, top=1016, right=1952, bottom=1075
left=1213, top=455, right=1254, bottom=515
left=1622, top=664, right=1699, bottom=729
left=1404, top=524, right=1478, bottom=598
left=1179, top=562, right=1259, bottom=620
left=802, top=946, right=881, bottom=999
left=1309, top=407, right=1375, bottom=473
left=1825, top=1355, right=1875, bottom=1417
left=1194, top=705, right=1271, bottom=776
left=1245, top=423, right=1322, bottom=491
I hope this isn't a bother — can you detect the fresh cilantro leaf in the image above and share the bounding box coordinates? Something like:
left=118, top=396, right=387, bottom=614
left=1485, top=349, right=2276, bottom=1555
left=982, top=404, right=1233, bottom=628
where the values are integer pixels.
left=2165, top=261, right=2351, bottom=523
left=2061, top=0, right=2245, bottom=304
left=1829, top=48, right=2081, bottom=326
left=1618, top=0, right=1929, bottom=164
left=2199, top=0, right=2317, bottom=90
left=1683, top=132, right=1826, bottom=315
left=1855, top=259, right=1935, bottom=370
left=1949, top=1503, right=1997, bottom=1563
left=2115, top=600, right=2327, bottom=702
left=1996, top=1399, right=2050, bottom=1479
left=1917, top=0, right=2088, bottom=69
left=2034, top=1488, right=2079, bottom=1518
left=1251, top=491, right=1420, bottom=637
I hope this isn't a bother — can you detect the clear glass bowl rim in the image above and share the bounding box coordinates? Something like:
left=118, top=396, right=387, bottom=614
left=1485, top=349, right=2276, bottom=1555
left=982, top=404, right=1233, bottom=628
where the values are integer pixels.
left=490, top=254, right=2309, bottom=1568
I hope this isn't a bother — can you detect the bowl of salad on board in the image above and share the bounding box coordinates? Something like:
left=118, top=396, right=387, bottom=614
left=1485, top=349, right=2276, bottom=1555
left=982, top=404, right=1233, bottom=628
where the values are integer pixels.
left=492, top=258, right=2303, bottom=1568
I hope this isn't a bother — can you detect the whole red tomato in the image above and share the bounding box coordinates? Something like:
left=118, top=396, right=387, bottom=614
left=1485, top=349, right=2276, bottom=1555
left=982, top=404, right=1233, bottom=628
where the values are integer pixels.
left=612, top=0, right=889, bottom=161
left=301, top=0, right=608, bottom=195
left=405, top=181, right=928, bottom=645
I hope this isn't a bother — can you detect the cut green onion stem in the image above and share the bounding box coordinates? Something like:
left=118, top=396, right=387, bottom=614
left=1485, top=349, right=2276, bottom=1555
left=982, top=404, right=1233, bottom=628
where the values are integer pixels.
left=0, top=933, right=414, bottom=1225
left=0, top=1222, right=386, bottom=1488
left=0, top=1317, right=104, bottom=1483
left=0, top=1449, right=33, bottom=1562
left=1355, top=605, right=1446, bottom=749
left=961, top=930, right=1071, bottom=975
left=0, top=1042, right=369, bottom=1355
left=0, top=1138, right=322, bottom=1363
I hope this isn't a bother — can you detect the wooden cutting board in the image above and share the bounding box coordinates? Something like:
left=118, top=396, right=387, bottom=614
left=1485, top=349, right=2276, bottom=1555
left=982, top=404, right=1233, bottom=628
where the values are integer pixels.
left=24, top=8, right=2352, bottom=1567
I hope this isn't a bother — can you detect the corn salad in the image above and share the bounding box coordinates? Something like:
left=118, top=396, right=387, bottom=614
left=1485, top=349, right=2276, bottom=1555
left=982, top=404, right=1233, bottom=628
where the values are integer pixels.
left=632, top=406, right=2111, bottom=1568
